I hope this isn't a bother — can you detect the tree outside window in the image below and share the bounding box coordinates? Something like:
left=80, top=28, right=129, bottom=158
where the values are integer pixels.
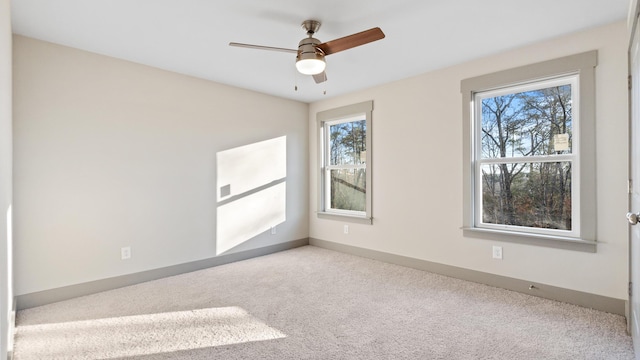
left=317, top=101, right=373, bottom=223
left=327, top=119, right=367, bottom=212
left=474, top=75, right=579, bottom=236
left=462, top=51, right=597, bottom=250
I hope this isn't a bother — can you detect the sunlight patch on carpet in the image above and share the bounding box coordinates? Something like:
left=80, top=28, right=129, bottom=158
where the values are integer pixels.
left=15, top=306, right=286, bottom=359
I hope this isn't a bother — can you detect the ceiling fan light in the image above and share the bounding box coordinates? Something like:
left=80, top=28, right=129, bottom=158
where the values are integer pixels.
left=296, top=58, right=326, bottom=75
left=296, top=37, right=326, bottom=75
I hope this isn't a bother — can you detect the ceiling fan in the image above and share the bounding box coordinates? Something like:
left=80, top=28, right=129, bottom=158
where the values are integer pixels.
left=229, top=20, right=385, bottom=84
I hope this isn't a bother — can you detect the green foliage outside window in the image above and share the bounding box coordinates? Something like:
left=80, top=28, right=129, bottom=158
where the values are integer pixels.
left=480, top=84, right=573, bottom=230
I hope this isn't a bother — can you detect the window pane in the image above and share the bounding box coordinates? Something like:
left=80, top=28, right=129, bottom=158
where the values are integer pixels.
left=330, top=169, right=366, bottom=212
left=481, top=162, right=572, bottom=230
left=480, top=84, right=573, bottom=159
left=329, top=120, right=367, bottom=165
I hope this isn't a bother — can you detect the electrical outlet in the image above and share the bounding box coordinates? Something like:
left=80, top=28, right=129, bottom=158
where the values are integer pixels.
left=344, top=225, right=349, bottom=234
left=270, top=226, right=277, bottom=235
left=492, top=246, right=503, bottom=260
left=121, top=246, right=131, bottom=260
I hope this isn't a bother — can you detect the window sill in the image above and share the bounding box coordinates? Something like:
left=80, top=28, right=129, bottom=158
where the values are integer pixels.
left=317, top=211, right=373, bottom=225
left=461, top=227, right=596, bottom=253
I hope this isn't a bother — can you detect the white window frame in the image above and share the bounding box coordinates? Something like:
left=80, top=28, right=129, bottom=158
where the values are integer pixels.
left=473, top=75, right=580, bottom=238
left=461, top=51, right=597, bottom=252
left=317, top=101, right=373, bottom=224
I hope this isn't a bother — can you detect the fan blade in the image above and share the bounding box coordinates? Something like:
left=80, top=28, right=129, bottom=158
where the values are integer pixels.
left=229, top=42, right=297, bottom=54
left=317, top=27, right=385, bottom=56
left=313, top=72, right=327, bottom=84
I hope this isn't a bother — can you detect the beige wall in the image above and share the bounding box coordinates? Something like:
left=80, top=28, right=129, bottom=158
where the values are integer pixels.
left=12, top=20, right=630, bottom=302
left=309, top=21, right=629, bottom=299
left=13, top=36, right=309, bottom=295
left=0, top=0, right=12, bottom=356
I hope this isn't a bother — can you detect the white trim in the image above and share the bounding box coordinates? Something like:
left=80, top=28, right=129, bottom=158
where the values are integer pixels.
left=477, top=155, right=575, bottom=164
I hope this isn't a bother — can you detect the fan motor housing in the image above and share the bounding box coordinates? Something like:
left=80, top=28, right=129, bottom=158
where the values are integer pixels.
left=297, top=37, right=324, bottom=61
left=296, top=37, right=325, bottom=75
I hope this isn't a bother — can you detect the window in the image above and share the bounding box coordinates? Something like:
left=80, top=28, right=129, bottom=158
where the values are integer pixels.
left=317, top=101, right=372, bottom=224
left=476, top=75, right=579, bottom=237
left=461, top=51, right=597, bottom=252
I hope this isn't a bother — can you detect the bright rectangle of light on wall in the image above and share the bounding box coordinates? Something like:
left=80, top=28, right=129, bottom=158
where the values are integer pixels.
left=216, top=136, right=286, bottom=255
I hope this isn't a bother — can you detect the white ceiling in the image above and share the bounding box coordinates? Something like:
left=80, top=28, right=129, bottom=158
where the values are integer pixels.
left=11, top=0, right=630, bottom=103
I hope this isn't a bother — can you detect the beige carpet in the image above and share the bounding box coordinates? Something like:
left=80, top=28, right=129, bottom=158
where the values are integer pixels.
left=13, top=245, right=634, bottom=359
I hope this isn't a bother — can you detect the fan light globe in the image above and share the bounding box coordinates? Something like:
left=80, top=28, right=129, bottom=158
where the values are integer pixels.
left=296, top=58, right=326, bottom=75
left=296, top=36, right=326, bottom=75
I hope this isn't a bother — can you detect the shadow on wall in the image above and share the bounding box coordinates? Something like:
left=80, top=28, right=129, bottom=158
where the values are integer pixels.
left=216, top=136, right=287, bottom=255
